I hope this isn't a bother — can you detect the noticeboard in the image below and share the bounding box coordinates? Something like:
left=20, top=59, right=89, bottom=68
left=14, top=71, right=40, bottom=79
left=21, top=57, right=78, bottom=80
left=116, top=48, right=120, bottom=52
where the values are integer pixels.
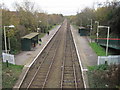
left=2, top=53, right=15, bottom=64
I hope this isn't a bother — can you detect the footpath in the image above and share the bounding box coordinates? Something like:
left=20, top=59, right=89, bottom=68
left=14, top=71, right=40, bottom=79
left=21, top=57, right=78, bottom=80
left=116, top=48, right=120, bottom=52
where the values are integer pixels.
left=70, top=25, right=98, bottom=88
left=15, top=25, right=61, bottom=67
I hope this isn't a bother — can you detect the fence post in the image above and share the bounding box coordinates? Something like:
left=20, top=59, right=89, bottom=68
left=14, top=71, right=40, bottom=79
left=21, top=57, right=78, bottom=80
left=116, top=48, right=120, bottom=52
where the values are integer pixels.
left=97, top=56, right=99, bottom=65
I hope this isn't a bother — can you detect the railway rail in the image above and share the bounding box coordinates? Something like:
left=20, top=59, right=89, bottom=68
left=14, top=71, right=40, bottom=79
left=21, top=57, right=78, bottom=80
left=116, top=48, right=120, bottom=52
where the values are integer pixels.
left=20, top=20, right=84, bottom=89
left=61, top=23, right=77, bottom=88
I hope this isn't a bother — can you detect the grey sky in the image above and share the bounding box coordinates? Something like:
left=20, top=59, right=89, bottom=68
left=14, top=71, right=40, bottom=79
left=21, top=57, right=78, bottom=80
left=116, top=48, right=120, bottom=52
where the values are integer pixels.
left=2, top=0, right=111, bottom=15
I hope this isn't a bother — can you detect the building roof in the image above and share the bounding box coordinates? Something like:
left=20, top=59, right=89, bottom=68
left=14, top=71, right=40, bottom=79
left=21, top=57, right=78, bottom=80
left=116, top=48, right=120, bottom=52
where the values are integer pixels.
left=21, top=32, right=39, bottom=39
left=79, top=26, right=86, bottom=29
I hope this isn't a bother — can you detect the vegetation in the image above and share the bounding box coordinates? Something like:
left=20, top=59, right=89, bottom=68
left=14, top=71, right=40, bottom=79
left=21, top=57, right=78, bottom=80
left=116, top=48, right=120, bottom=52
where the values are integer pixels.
left=1, top=0, right=64, bottom=54
left=89, top=42, right=106, bottom=56
left=87, top=64, right=120, bottom=88
left=68, top=1, right=120, bottom=88
left=68, top=0, right=120, bottom=39
left=2, top=63, right=23, bottom=88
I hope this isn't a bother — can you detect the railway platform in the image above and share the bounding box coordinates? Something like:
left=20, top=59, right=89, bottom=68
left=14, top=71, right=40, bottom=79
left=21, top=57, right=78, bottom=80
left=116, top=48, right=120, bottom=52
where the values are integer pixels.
left=71, top=25, right=98, bottom=69
left=15, top=25, right=61, bottom=66
left=14, top=22, right=97, bottom=88
left=70, top=25, right=98, bottom=88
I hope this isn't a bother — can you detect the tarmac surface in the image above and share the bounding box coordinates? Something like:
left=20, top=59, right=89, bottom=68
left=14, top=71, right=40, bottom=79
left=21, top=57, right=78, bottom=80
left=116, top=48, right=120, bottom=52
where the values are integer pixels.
left=70, top=25, right=98, bottom=69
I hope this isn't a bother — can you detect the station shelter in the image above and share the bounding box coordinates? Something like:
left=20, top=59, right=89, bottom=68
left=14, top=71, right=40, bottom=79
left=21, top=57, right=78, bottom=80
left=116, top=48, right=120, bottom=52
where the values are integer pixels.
left=78, top=27, right=89, bottom=36
left=21, top=32, right=39, bottom=51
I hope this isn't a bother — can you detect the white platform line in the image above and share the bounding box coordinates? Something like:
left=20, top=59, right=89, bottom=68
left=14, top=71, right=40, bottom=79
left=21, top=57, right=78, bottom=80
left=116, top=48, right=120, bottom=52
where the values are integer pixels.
left=70, top=25, right=87, bottom=88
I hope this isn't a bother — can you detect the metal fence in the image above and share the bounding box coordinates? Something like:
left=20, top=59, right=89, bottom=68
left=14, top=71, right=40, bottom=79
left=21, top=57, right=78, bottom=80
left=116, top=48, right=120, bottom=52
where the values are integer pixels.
left=98, top=55, right=120, bottom=65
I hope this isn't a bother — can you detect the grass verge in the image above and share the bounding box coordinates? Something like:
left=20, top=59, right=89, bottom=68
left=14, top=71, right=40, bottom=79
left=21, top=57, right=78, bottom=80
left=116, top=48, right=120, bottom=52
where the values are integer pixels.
left=2, top=63, right=23, bottom=88
left=89, top=42, right=106, bottom=56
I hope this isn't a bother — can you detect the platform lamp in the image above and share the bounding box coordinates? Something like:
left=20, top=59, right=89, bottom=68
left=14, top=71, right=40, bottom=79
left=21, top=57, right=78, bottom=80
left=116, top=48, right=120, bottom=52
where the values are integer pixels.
left=98, top=26, right=110, bottom=56
left=37, top=20, right=42, bottom=33
left=95, top=21, right=99, bottom=43
left=88, top=19, right=93, bottom=43
left=4, top=25, right=15, bottom=53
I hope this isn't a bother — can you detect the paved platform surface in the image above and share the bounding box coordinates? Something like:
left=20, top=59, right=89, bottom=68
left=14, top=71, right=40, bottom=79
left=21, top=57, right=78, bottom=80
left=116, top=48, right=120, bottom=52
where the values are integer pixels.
left=71, top=25, right=98, bottom=69
left=71, top=25, right=98, bottom=88
left=15, top=25, right=61, bottom=66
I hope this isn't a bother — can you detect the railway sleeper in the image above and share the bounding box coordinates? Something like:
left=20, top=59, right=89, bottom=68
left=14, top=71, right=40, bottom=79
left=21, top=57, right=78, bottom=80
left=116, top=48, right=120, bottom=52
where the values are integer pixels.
left=63, top=80, right=75, bottom=85
left=63, top=84, right=75, bottom=88
left=42, top=62, right=52, bottom=65
left=38, top=71, right=48, bottom=75
left=64, top=76, right=74, bottom=80
left=30, top=84, right=43, bottom=88
left=64, top=74, right=74, bottom=77
left=64, top=66, right=73, bottom=68
left=32, top=80, right=45, bottom=85
left=37, top=75, right=46, bottom=79
left=64, top=71, right=74, bottom=75
left=40, top=66, right=50, bottom=69
left=64, top=69, right=74, bottom=72
left=64, top=67, right=73, bottom=70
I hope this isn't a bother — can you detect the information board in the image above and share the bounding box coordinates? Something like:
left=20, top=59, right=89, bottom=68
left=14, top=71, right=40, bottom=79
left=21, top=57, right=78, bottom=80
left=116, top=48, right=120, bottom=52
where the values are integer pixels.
left=2, top=53, right=15, bottom=64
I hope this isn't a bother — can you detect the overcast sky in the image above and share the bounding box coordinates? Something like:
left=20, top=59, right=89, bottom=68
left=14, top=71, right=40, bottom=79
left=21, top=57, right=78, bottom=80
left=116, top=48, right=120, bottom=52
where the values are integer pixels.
left=2, top=0, right=112, bottom=15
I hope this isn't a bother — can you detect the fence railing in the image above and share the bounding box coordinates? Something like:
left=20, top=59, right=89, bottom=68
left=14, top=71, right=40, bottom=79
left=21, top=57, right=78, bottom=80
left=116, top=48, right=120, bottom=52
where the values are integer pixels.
left=98, top=55, right=120, bottom=65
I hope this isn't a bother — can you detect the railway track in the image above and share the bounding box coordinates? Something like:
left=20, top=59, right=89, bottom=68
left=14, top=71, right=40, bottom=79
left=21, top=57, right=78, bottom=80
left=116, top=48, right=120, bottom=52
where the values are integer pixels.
left=61, top=23, right=83, bottom=89
left=20, top=20, right=84, bottom=89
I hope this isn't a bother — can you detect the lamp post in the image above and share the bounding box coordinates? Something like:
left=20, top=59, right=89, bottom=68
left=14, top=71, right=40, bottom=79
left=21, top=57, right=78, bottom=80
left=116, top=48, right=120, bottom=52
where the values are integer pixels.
left=98, top=26, right=110, bottom=56
left=4, top=25, right=15, bottom=53
left=88, top=19, right=93, bottom=42
left=37, top=20, right=42, bottom=32
left=95, top=21, right=99, bottom=43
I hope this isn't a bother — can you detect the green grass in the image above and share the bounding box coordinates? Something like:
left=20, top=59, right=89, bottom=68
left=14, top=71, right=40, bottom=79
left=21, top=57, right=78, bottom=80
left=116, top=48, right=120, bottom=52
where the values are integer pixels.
left=89, top=42, right=106, bottom=56
left=88, top=64, right=109, bottom=71
left=2, top=63, right=23, bottom=88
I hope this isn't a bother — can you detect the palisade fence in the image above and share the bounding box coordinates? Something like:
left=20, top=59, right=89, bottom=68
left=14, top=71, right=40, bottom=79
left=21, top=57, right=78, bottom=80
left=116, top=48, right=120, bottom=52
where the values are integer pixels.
left=98, top=55, right=120, bottom=65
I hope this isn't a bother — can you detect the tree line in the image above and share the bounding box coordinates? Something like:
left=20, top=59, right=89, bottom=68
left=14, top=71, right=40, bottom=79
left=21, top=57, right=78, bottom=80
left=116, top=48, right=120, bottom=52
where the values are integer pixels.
left=1, top=1, right=64, bottom=54
left=69, top=0, right=120, bottom=39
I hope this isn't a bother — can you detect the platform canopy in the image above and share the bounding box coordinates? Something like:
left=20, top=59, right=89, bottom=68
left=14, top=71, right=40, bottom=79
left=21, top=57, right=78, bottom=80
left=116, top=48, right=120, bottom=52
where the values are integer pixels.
left=21, top=32, right=39, bottom=51
left=21, top=32, right=39, bottom=39
left=79, top=26, right=86, bottom=29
